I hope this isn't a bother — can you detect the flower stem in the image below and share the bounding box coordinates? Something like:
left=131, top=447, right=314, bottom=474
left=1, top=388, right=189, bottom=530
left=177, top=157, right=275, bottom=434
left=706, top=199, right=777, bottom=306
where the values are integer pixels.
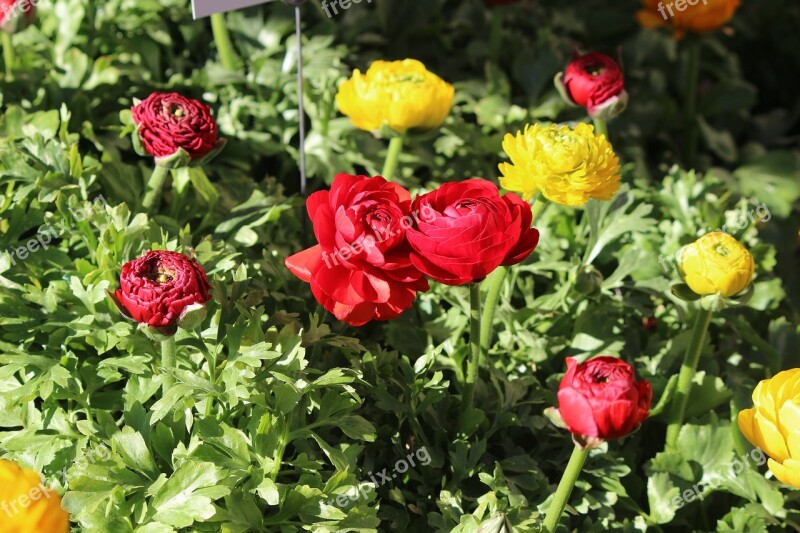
left=211, top=12, right=239, bottom=71
left=479, top=196, right=547, bottom=353
left=462, top=283, right=483, bottom=411
left=2, top=31, right=14, bottom=81
left=665, top=307, right=713, bottom=449
left=542, top=444, right=590, bottom=532
left=160, top=337, right=177, bottom=396
left=142, top=165, right=170, bottom=212
left=684, top=40, right=701, bottom=169
left=593, top=118, right=608, bottom=138
left=489, top=7, right=503, bottom=67
left=381, top=135, right=405, bottom=181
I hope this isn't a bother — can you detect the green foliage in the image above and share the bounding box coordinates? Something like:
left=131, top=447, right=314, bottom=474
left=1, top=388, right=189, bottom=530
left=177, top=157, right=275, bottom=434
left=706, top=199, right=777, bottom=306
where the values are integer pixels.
left=1, top=0, right=799, bottom=531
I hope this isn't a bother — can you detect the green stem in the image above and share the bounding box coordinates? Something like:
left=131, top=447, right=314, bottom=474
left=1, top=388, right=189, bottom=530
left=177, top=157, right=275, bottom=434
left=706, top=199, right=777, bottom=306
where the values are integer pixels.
left=141, top=165, right=170, bottom=212
left=2, top=31, right=14, bottom=80
left=489, top=7, right=503, bottom=67
left=160, top=337, right=177, bottom=396
left=462, top=283, right=483, bottom=411
left=542, top=444, right=590, bottom=532
left=593, top=118, right=608, bottom=138
left=684, top=41, right=701, bottom=169
left=211, top=12, right=239, bottom=71
left=479, top=196, right=548, bottom=353
left=665, top=307, right=713, bottom=449
left=381, top=135, right=405, bottom=181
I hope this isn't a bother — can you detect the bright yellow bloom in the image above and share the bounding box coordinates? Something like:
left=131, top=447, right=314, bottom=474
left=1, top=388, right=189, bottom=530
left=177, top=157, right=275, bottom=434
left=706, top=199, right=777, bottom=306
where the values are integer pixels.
left=738, top=369, right=800, bottom=488
left=498, top=123, right=621, bottom=206
left=677, top=232, right=754, bottom=297
left=635, top=0, right=740, bottom=39
left=335, top=59, right=455, bottom=134
left=0, top=460, right=70, bottom=533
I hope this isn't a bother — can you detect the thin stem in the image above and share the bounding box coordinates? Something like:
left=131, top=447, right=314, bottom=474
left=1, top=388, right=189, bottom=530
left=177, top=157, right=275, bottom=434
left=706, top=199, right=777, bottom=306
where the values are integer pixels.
left=2, top=31, right=14, bottom=81
left=462, top=284, right=483, bottom=411
left=684, top=41, right=701, bottom=169
left=593, top=118, right=608, bottom=138
left=160, top=337, right=177, bottom=396
left=479, top=196, right=548, bottom=353
left=294, top=5, right=307, bottom=197
left=542, top=444, right=590, bottom=532
left=142, top=165, right=170, bottom=212
left=211, top=12, right=239, bottom=71
left=489, top=7, right=503, bottom=67
left=381, top=135, right=405, bottom=181
left=665, top=307, right=714, bottom=449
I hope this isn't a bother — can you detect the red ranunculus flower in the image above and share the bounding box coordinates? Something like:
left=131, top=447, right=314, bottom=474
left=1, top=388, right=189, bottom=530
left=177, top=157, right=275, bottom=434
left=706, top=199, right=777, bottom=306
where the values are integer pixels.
left=285, top=174, right=429, bottom=327
left=114, top=250, right=212, bottom=332
left=558, top=52, right=628, bottom=120
left=557, top=356, right=652, bottom=441
left=405, top=179, right=539, bottom=286
left=0, top=0, right=35, bottom=33
left=132, top=92, right=221, bottom=160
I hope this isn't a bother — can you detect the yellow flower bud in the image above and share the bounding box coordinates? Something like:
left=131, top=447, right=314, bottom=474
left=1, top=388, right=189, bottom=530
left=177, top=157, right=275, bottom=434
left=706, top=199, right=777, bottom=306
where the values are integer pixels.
left=335, top=59, right=454, bottom=134
left=0, top=459, right=70, bottom=532
left=498, top=123, right=621, bottom=206
left=677, top=232, right=754, bottom=297
left=635, top=0, right=741, bottom=39
left=738, top=369, right=800, bottom=488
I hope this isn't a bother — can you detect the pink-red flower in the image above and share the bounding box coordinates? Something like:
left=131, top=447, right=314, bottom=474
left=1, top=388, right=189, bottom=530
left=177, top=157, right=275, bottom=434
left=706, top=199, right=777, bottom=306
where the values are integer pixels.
left=132, top=92, right=223, bottom=163
left=285, top=174, right=429, bottom=327
left=0, top=0, right=35, bottom=34
left=405, top=179, right=539, bottom=286
left=113, top=250, right=212, bottom=333
left=555, top=52, right=628, bottom=120
left=556, top=356, right=652, bottom=441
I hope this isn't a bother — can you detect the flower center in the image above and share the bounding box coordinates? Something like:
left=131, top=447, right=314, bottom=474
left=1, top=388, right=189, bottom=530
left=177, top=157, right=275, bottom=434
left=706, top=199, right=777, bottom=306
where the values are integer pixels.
left=584, top=63, right=605, bottom=76
left=144, top=260, right=175, bottom=284
left=393, top=73, right=426, bottom=84
left=715, top=244, right=732, bottom=256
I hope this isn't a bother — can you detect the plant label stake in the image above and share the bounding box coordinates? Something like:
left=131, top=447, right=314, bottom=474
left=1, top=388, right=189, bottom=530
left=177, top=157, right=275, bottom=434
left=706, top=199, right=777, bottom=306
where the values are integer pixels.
left=192, top=0, right=308, bottom=200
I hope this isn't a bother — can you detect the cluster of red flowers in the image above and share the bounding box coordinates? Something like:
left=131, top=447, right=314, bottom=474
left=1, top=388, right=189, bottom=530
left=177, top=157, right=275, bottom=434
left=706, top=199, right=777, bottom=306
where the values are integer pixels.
left=285, top=174, right=540, bottom=326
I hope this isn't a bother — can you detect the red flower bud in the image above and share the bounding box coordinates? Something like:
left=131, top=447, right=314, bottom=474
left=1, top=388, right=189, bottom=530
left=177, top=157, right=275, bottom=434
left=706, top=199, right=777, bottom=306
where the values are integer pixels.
left=131, top=92, right=223, bottom=163
left=556, top=52, right=628, bottom=120
left=0, top=0, right=35, bottom=34
left=556, top=356, right=651, bottom=441
left=113, top=250, right=212, bottom=334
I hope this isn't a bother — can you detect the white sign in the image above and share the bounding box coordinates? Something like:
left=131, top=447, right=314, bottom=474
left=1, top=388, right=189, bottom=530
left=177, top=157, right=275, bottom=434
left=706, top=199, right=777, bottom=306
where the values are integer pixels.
left=192, top=0, right=273, bottom=19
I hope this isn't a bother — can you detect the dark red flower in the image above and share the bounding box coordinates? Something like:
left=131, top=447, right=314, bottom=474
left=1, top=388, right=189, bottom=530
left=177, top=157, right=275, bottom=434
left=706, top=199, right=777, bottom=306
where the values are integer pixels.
left=132, top=92, right=221, bottom=160
left=557, top=357, right=652, bottom=440
left=405, top=179, right=539, bottom=286
left=0, top=0, right=35, bottom=33
left=285, top=174, right=429, bottom=327
left=114, top=250, right=212, bottom=331
left=559, top=52, right=627, bottom=119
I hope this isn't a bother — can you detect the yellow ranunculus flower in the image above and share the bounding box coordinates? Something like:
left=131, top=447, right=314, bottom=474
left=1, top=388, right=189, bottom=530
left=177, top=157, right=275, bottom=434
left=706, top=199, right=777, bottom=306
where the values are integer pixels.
left=677, top=232, right=754, bottom=297
left=0, top=459, right=70, bottom=533
left=635, top=0, right=740, bottom=39
left=738, top=369, right=800, bottom=488
left=498, top=123, right=621, bottom=206
left=335, top=59, right=455, bottom=134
